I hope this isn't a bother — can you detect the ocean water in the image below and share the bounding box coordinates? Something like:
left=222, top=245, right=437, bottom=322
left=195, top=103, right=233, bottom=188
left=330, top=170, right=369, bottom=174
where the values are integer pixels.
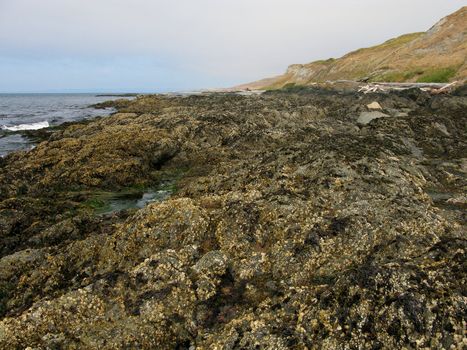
left=0, top=93, right=132, bottom=156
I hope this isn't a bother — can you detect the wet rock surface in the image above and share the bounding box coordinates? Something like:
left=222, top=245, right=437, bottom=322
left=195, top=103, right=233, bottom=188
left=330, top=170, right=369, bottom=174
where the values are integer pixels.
left=0, top=89, right=466, bottom=349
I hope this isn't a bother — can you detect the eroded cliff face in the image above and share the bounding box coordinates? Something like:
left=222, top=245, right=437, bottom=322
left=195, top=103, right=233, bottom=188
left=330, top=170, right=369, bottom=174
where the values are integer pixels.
left=0, top=88, right=466, bottom=349
left=238, top=7, right=466, bottom=90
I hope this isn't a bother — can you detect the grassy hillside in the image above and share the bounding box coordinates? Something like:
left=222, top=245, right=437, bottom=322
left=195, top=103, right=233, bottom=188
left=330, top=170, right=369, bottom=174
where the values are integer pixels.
left=238, top=7, right=466, bottom=90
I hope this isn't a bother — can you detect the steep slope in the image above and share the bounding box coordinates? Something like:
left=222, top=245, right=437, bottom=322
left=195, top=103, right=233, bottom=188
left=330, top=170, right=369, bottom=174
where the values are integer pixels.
left=240, top=7, right=466, bottom=90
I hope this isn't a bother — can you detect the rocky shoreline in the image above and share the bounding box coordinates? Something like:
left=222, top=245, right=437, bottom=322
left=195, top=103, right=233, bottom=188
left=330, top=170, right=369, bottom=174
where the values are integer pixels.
left=0, top=87, right=466, bottom=349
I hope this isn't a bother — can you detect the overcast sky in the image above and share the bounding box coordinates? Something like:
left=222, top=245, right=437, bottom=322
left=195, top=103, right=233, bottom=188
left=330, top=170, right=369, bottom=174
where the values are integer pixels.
left=0, top=0, right=464, bottom=92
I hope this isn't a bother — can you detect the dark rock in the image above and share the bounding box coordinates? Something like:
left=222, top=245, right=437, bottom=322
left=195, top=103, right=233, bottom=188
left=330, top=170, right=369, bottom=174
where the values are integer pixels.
left=452, top=83, right=467, bottom=97
left=0, top=90, right=465, bottom=349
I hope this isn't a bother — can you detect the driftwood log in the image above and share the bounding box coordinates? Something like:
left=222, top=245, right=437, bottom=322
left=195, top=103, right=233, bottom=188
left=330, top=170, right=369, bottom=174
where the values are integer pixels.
left=357, top=81, right=459, bottom=94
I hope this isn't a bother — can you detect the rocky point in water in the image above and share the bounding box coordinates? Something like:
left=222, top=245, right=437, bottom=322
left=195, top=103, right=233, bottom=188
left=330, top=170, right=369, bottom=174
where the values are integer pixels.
left=0, top=85, right=466, bottom=349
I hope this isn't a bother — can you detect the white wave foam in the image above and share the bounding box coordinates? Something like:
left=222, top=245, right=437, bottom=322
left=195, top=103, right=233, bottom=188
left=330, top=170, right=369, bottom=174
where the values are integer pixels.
left=1, top=121, right=50, bottom=131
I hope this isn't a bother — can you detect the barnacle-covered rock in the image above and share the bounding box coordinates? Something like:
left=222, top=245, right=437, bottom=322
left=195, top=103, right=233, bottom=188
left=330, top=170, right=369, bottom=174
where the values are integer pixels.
left=0, top=89, right=466, bottom=349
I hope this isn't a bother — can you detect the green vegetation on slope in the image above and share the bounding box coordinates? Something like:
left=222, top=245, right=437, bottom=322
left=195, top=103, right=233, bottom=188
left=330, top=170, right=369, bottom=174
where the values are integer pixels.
left=416, top=67, right=458, bottom=83
left=373, top=69, right=425, bottom=82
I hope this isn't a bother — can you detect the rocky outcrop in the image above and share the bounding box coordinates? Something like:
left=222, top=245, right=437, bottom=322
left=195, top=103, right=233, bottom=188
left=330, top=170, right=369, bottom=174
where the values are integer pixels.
left=0, top=89, right=466, bottom=349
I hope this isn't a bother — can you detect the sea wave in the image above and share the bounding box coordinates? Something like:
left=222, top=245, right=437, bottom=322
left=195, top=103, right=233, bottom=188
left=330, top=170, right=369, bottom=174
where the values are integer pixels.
left=1, top=121, right=50, bottom=131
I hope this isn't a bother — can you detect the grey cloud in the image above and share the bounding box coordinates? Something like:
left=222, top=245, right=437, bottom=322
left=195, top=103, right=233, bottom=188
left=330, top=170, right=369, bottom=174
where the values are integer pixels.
left=0, top=0, right=464, bottom=87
